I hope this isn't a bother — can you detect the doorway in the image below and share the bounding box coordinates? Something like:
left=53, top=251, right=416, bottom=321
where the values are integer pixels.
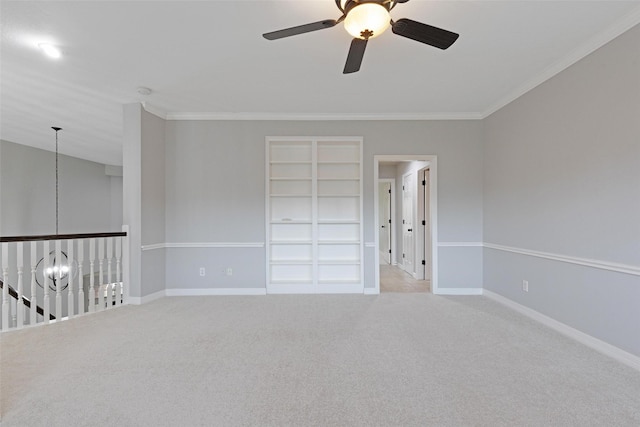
left=374, top=156, right=438, bottom=294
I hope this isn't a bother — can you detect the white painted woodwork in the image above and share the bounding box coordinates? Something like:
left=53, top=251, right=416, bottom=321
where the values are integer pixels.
left=89, top=239, right=96, bottom=313
left=78, top=240, right=85, bottom=314
left=106, top=237, right=113, bottom=308
left=16, top=242, right=24, bottom=328
left=55, top=240, right=62, bottom=320
left=402, top=173, right=415, bottom=275
left=30, top=241, right=37, bottom=325
left=266, top=137, right=363, bottom=293
left=43, top=240, right=50, bottom=323
left=115, top=236, right=122, bottom=306
left=67, top=240, right=75, bottom=318
left=98, top=238, right=105, bottom=311
left=0, top=235, right=127, bottom=331
left=2, top=242, right=10, bottom=330
left=378, top=181, right=391, bottom=264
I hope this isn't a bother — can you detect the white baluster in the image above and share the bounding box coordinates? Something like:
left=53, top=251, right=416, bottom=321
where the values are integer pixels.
left=89, top=239, right=95, bottom=313
left=67, top=240, right=75, bottom=318
left=16, top=242, right=24, bottom=329
left=98, top=238, right=105, bottom=311
left=115, top=236, right=122, bottom=306
left=78, top=240, right=85, bottom=314
left=43, top=240, right=51, bottom=323
left=30, top=242, right=37, bottom=325
left=2, top=242, right=9, bottom=330
left=55, top=240, right=62, bottom=320
left=106, top=237, right=113, bottom=309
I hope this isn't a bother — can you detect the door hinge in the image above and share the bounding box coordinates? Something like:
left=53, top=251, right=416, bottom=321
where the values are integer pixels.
left=422, top=180, right=426, bottom=186
left=421, top=260, right=426, bottom=265
left=422, top=220, right=426, bottom=226
left=402, top=185, right=405, bottom=190
left=402, top=253, right=405, bottom=258
left=388, top=249, right=391, bottom=254
left=402, top=219, right=405, bottom=224
left=388, top=219, right=391, bottom=224
left=388, top=189, right=391, bottom=194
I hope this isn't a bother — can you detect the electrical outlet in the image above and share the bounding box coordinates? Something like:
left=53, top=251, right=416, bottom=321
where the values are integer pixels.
left=199, top=267, right=205, bottom=277
left=522, top=280, right=529, bottom=292
left=226, top=267, right=233, bottom=276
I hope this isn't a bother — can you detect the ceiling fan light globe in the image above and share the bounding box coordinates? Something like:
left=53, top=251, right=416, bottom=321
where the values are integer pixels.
left=344, top=3, right=391, bottom=40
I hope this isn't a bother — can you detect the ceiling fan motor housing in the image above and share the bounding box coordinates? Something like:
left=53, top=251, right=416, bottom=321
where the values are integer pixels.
left=337, top=0, right=396, bottom=15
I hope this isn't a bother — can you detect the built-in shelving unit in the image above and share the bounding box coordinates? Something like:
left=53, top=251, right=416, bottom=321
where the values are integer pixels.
left=266, top=137, right=363, bottom=293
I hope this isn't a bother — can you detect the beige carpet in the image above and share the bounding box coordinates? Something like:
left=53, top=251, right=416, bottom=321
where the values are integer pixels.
left=1, top=294, right=640, bottom=426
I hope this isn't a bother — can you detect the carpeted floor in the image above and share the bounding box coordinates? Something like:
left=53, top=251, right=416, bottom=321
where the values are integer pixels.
left=1, top=294, right=639, bottom=426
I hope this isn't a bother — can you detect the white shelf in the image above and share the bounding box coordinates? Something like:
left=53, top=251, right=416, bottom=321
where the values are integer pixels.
left=270, top=161, right=312, bottom=164
left=270, top=177, right=312, bottom=181
left=318, top=260, right=361, bottom=265
left=267, top=138, right=363, bottom=292
left=270, top=260, right=313, bottom=265
left=317, top=161, right=359, bottom=164
left=317, top=280, right=361, bottom=285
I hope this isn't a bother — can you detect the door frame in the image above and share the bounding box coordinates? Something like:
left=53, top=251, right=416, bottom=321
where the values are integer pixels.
left=378, top=178, right=396, bottom=265
left=373, top=155, right=438, bottom=294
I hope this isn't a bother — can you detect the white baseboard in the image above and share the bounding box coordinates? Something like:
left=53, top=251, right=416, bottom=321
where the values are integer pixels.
left=127, top=290, right=166, bottom=305
left=166, top=288, right=267, bottom=296
left=364, top=288, right=379, bottom=295
left=483, top=290, right=640, bottom=372
left=435, top=288, right=483, bottom=295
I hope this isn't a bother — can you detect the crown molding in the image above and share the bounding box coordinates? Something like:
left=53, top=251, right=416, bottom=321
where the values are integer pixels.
left=141, top=8, right=640, bottom=123
left=141, top=102, right=168, bottom=120
left=481, top=4, right=640, bottom=119
left=163, top=112, right=483, bottom=121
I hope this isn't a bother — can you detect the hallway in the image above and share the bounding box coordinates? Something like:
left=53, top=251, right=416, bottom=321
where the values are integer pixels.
left=380, top=263, right=430, bottom=293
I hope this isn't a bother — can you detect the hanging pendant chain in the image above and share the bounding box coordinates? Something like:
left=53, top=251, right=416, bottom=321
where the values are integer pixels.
left=55, top=130, right=59, bottom=235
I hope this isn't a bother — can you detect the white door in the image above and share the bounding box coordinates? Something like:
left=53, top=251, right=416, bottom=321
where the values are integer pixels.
left=402, top=173, right=414, bottom=274
left=422, top=169, right=431, bottom=281
left=378, top=182, right=391, bottom=264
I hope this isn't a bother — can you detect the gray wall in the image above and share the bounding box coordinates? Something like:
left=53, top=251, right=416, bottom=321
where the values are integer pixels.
left=483, top=24, right=640, bottom=356
left=163, top=120, right=484, bottom=290
left=0, top=139, right=121, bottom=236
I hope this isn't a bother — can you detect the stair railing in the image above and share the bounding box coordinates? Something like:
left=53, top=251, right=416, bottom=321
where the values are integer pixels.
left=0, top=230, right=128, bottom=331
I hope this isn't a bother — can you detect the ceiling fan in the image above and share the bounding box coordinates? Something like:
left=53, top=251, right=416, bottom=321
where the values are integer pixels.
left=263, top=0, right=459, bottom=74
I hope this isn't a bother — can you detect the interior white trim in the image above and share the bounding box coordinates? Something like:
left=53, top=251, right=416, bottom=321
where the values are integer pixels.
left=484, top=242, right=640, bottom=276
left=165, top=112, right=483, bottom=121
left=141, top=242, right=265, bottom=251
left=141, top=102, right=168, bottom=120
left=481, top=4, right=640, bottom=118
left=166, top=288, right=267, bottom=296
left=127, top=290, right=166, bottom=305
left=438, top=242, right=483, bottom=247
left=483, top=290, right=640, bottom=372
left=364, top=242, right=375, bottom=248
left=435, top=288, right=483, bottom=296
left=363, top=288, right=379, bottom=295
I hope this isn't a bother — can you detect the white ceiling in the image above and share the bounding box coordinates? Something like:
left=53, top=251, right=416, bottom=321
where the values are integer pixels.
left=2, top=1, right=640, bottom=166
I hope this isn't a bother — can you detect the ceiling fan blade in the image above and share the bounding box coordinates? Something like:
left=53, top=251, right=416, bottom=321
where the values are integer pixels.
left=263, top=19, right=338, bottom=40
left=392, top=18, right=459, bottom=49
left=343, top=38, right=368, bottom=74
